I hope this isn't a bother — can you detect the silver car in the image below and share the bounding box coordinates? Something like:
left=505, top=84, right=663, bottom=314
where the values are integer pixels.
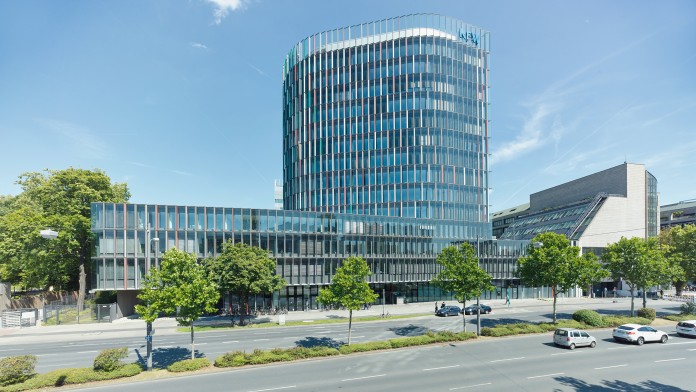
left=676, top=320, right=696, bottom=337
left=612, top=324, right=668, bottom=345
left=553, top=328, right=596, bottom=350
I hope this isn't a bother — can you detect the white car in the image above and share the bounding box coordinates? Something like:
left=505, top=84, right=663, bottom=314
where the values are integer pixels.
left=676, top=320, right=696, bottom=337
left=612, top=324, right=668, bottom=345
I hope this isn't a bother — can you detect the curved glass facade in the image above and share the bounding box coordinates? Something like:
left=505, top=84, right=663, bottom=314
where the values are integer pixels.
left=282, top=14, right=490, bottom=222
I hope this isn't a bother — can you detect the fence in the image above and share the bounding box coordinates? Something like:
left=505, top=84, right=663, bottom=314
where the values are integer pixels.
left=42, top=303, right=117, bottom=325
left=664, top=294, right=696, bottom=303
left=1, top=308, right=39, bottom=328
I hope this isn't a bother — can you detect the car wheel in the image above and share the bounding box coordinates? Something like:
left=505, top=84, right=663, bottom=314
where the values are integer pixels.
left=569, top=343, right=575, bottom=350
left=637, top=337, right=644, bottom=346
left=660, top=334, right=668, bottom=343
left=590, top=341, right=596, bottom=348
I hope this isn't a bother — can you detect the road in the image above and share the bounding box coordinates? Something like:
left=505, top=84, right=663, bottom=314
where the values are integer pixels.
left=0, top=298, right=686, bottom=374
left=70, top=328, right=696, bottom=391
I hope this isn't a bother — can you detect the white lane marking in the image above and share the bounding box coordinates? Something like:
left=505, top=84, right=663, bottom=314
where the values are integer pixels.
left=666, top=341, right=696, bottom=345
left=688, top=349, right=696, bottom=351
left=489, top=356, right=525, bottom=363
left=252, top=331, right=283, bottom=335
left=527, top=372, right=564, bottom=379
left=253, top=339, right=270, bottom=342
left=334, top=336, right=365, bottom=340
left=594, top=364, right=627, bottom=370
left=551, top=351, right=584, bottom=356
left=450, top=383, right=493, bottom=390
left=60, top=343, right=104, bottom=348
left=0, top=349, right=23, bottom=352
left=36, top=354, right=58, bottom=357
left=197, top=334, right=229, bottom=339
left=247, top=386, right=296, bottom=392
left=607, top=347, right=631, bottom=350
left=655, top=358, right=685, bottom=363
left=77, top=351, right=98, bottom=354
left=222, top=341, right=239, bottom=344
left=423, top=365, right=461, bottom=371
left=341, top=374, right=386, bottom=382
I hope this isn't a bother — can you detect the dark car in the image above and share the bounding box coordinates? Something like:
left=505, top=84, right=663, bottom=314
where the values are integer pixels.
left=463, top=304, right=492, bottom=315
left=435, top=305, right=461, bottom=317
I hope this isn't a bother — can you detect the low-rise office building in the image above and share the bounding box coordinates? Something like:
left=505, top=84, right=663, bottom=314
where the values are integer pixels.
left=660, top=199, right=696, bottom=229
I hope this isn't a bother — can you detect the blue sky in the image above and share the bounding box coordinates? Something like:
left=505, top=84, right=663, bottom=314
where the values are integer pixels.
left=1, top=0, right=694, bottom=212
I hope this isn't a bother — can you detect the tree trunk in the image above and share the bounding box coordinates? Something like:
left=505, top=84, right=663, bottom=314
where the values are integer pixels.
left=675, top=280, right=684, bottom=296
left=641, top=288, right=647, bottom=309
left=630, top=287, right=635, bottom=316
left=78, top=262, right=86, bottom=323
left=552, top=289, right=558, bottom=323
left=348, top=310, right=353, bottom=345
left=190, top=323, right=195, bottom=360
left=146, top=321, right=152, bottom=371
left=462, top=300, right=466, bottom=333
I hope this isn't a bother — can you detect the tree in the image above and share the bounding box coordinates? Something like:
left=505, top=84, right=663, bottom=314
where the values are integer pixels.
left=659, top=225, right=696, bottom=296
left=204, top=242, right=286, bottom=326
left=431, top=243, right=494, bottom=333
left=136, top=249, right=219, bottom=360
left=317, top=256, right=378, bottom=345
left=517, top=232, right=607, bottom=323
left=0, top=168, right=129, bottom=311
left=603, top=237, right=673, bottom=315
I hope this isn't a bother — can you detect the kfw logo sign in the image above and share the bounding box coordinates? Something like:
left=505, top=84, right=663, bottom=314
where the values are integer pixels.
left=459, top=28, right=479, bottom=46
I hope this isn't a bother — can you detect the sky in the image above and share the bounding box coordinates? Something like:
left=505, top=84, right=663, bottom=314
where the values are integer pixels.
left=1, top=0, right=695, bottom=212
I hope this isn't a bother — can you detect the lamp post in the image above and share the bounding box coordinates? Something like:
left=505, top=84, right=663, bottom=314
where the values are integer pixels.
left=145, top=225, right=154, bottom=371
left=39, top=229, right=59, bottom=323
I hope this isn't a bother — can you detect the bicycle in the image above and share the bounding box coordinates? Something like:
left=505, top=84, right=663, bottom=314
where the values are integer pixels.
left=380, top=312, right=391, bottom=318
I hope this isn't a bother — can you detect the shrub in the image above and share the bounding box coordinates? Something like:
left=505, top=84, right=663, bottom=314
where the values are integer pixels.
left=338, top=341, right=391, bottom=354
left=167, top=358, right=211, bottom=372
left=681, top=301, right=696, bottom=315
left=601, top=315, right=651, bottom=327
left=0, top=355, right=37, bottom=386
left=573, top=309, right=604, bottom=327
left=214, top=351, right=249, bottom=368
left=0, top=364, right=142, bottom=392
left=637, top=307, right=656, bottom=321
left=93, top=347, right=128, bottom=372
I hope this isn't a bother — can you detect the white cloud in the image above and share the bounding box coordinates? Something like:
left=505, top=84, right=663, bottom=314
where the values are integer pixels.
left=191, top=42, right=208, bottom=50
left=39, top=119, right=108, bottom=159
left=206, top=0, right=247, bottom=24
left=171, top=170, right=194, bottom=176
left=247, top=63, right=269, bottom=77
left=490, top=103, right=552, bottom=164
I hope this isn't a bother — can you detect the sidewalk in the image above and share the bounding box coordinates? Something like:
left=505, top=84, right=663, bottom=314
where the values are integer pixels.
left=0, top=296, right=619, bottom=343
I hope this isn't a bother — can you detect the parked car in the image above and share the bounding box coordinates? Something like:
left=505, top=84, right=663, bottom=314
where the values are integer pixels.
left=435, top=305, right=462, bottom=317
left=612, top=324, right=668, bottom=345
left=676, top=320, right=696, bottom=337
left=553, top=328, right=597, bottom=350
left=463, top=304, right=492, bottom=315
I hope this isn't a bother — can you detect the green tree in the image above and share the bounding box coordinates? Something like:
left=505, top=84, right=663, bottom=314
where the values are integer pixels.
left=205, top=241, right=286, bottom=326
left=136, top=249, right=219, bottom=360
left=603, top=236, right=673, bottom=315
left=0, top=168, right=128, bottom=311
left=517, top=232, right=607, bottom=323
left=431, top=243, right=494, bottom=333
left=659, top=225, right=696, bottom=295
left=317, top=256, right=378, bottom=345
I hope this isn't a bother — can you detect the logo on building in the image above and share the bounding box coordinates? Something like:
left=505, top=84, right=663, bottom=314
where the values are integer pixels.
left=459, top=28, right=479, bottom=46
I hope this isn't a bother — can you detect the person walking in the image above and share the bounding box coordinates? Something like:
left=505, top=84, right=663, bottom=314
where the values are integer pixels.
left=434, top=302, right=438, bottom=313
left=505, top=294, right=511, bottom=307
left=440, top=302, right=445, bottom=309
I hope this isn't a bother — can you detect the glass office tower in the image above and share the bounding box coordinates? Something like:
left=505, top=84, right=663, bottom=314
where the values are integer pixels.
left=282, top=14, right=490, bottom=224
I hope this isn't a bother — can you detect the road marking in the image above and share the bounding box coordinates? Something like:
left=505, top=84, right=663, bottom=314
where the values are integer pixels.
left=423, top=365, right=461, bottom=371
left=489, top=357, right=525, bottom=363
left=341, top=374, right=386, bottom=382
left=450, top=383, right=492, bottom=390
left=36, top=354, right=57, bottom=357
left=688, top=349, right=696, bottom=351
left=77, top=351, right=98, bottom=354
left=0, top=349, right=23, bottom=352
left=594, top=364, right=627, bottom=370
left=527, top=372, right=564, bottom=379
left=655, top=358, right=685, bottom=363
left=253, top=339, right=270, bottom=342
left=607, top=347, right=631, bottom=350
left=60, top=343, right=104, bottom=348
left=551, top=351, right=584, bottom=356
left=222, top=341, right=239, bottom=344
left=666, top=341, right=696, bottom=345
left=247, top=386, right=296, bottom=392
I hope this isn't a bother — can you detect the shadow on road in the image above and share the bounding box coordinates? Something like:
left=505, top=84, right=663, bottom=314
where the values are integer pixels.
left=134, top=346, right=206, bottom=369
left=388, top=324, right=430, bottom=336
left=295, top=336, right=341, bottom=348
left=554, top=375, right=690, bottom=392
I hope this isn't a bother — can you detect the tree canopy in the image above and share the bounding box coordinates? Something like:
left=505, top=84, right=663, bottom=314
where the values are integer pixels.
left=204, top=241, right=286, bottom=325
left=431, top=243, right=494, bottom=332
left=603, top=236, right=673, bottom=315
left=517, top=232, right=607, bottom=323
left=659, top=224, right=696, bottom=295
left=0, top=168, right=129, bottom=309
left=317, top=256, right=378, bottom=345
left=136, top=248, right=219, bottom=360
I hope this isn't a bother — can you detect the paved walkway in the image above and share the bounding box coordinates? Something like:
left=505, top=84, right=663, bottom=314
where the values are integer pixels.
left=0, top=296, right=632, bottom=343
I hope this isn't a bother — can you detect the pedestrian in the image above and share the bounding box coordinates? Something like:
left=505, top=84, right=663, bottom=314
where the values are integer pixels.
left=505, top=294, right=510, bottom=307
left=434, top=302, right=438, bottom=313
left=440, top=302, right=445, bottom=309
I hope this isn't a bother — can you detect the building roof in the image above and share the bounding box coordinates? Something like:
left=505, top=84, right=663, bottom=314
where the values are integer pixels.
left=491, top=203, right=530, bottom=220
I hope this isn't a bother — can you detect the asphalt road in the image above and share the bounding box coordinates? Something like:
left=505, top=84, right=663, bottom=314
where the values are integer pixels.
left=70, top=328, right=696, bottom=391
left=0, top=299, right=686, bottom=374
